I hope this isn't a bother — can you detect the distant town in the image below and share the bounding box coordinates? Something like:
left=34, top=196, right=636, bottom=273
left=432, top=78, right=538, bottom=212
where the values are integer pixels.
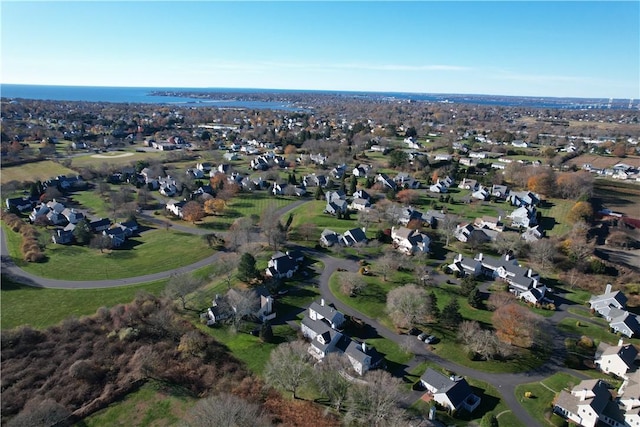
left=2, top=91, right=640, bottom=427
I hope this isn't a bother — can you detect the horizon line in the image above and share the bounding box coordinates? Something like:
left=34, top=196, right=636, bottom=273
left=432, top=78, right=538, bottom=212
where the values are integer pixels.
left=0, top=82, right=635, bottom=102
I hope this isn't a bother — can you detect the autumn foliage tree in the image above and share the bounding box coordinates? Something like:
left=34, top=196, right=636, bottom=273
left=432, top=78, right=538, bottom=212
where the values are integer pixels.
left=567, top=201, right=594, bottom=224
left=526, top=169, right=555, bottom=196
left=182, top=201, right=204, bottom=223
left=204, top=198, right=226, bottom=216
left=396, top=189, right=418, bottom=205
left=492, top=303, right=543, bottom=348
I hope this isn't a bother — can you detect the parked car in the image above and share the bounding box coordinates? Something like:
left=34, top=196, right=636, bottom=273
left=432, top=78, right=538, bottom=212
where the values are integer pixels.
left=417, top=332, right=428, bottom=341
left=424, top=335, right=437, bottom=344
left=408, top=327, right=422, bottom=336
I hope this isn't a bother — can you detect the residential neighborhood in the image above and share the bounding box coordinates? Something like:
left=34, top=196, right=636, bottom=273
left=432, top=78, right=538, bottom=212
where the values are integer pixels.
left=2, top=90, right=640, bottom=427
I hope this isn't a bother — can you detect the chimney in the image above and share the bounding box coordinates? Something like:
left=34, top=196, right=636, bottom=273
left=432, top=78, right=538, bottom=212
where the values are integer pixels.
left=361, top=342, right=367, bottom=353
left=605, top=283, right=612, bottom=294
left=580, top=389, right=588, bottom=401
left=320, top=298, right=325, bottom=306
left=478, top=253, right=483, bottom=261
left=619, top=338, right=624, bottom=347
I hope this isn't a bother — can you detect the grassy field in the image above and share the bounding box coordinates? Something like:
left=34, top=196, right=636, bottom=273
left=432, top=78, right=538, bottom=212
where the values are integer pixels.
left=70, top=150, right=166, bottom=168
left=0, top=276, right=167, bottom=330
left=593, top=178, right=640, bottom=218
left=289, top=200, right=364, bottom=233
left=537, top=198, right=574, bottom=237
left=514, top=372, right=581, bottom=427
left=2, top=224, right=215, bottom=280
left=79, top=380, right=195, bottom=427
left=1, top=160, right=77, bottom=184
left=557, top=316, right=640, bottom=346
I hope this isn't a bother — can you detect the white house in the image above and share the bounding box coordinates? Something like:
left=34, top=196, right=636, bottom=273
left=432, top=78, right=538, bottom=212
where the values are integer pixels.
left=420, top=368, right=481, bottom=413
left=554, top=379, right=612, bottom=427
left=391, top=226, right=430, bottom=254
left=595, top=340, right=638, bottom=379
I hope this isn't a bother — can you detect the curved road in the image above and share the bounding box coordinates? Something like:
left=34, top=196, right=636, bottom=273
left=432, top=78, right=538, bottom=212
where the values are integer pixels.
left=2, top=198, right=586, bottom=426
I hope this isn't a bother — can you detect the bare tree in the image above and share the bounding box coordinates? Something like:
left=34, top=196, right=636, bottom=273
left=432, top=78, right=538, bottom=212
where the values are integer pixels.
left=529, top=238, right=557, bottom=272
left=164, top=272, right=204, bottom=310
left=7, top=397, right=71, bottom=427
left=486, top=291, right=517, bottom=311
left=375, top=251, right=400, bottom=282
left=492, top=303, right=544, bottom=348
left=344, top=370, right=406, bottom=427
left=493, top=232, right=528, bottom=258
left=260, top=203, right=286, bottom=251
left=339, top=272, right=367, bottom=297
left=182, top=393, right=271, bottom=427
left=439, top=214, right=460, bottom=247
left=264, top=340, right=312, bottom=400
left=297, top=222, right=319, bottom=241
left=314, top=352, right=352, bottom=412
left=226, top=217, right=253, bottom=252
left=386, top=284, right=429, bottom=329
left=226, top=288, right=259, bottom=329
left=211, top=253, right=240, bottom=289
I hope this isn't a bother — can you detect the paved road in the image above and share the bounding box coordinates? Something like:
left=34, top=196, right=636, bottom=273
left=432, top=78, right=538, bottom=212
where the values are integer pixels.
left=1, top=198, right=587, bottom=425
left=308, top=249, right=590, bottom=426
left=0, top=198, right=309, bottom=289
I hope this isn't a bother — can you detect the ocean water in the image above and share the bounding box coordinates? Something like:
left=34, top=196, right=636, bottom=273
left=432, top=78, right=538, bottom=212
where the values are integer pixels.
left=0, top=84, right=630, bottom=110
left=0, top=84, right=299, bottom=110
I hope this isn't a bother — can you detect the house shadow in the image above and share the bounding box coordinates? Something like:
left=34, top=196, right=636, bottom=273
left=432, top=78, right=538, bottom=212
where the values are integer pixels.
left=538, top=216, right=558, bottom=233
left=200, top=222, right=230, bottom=231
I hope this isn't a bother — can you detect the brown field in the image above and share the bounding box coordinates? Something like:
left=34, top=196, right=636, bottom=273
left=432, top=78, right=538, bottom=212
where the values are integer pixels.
left=1, top=161, right=76, bottom=185
left=566, top=154, right=640, bottom=170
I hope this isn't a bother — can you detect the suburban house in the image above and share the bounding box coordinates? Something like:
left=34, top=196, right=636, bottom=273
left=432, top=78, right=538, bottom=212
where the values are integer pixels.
left=458, top=178, right=479, bottom=191
left=397, top=206, right=424, bottom=226
left=394, top=172, right=420, bottom=189
left=166, top=199, right=187, bottom=218
left=521, top=225, right=544, bottom=242
left=376, top=173, right=397, bottom=191
left=330, top=164, right=347, bottom=180
left=320, top=229, right=341, bottom=247
left=471, top=186, right=490, bottom=201
left=205, top=297, right=233, bottom=326
left=353, top=189, right=371, bottom=201
left=449, top=253, right=548, bottom=302
left=341, top=227, right=367, bottom=246
left=61, top=208, right=85, bottom=225
left=88, top=218, right=111, bottom=233
left=349, top=198, right=371, bottom=212
left=352, top=164, right=371, bottom=178
left=508, top=206, right=538, bottom=228
left=325, top=191, right=348, bottom=216
left=301, top=300, right=382, bottom=375
left=302, top=173, right=328, bottom=188
left=595, top=340, right=638, bottom=379
left=420, top=368, right=481, bottom=413
left=589, top=285, right=640, bottom=338
left=265, top=251, right=303, bottom=279
left=553, top=379, right=614, bottom=427
left=52, top=228, right=74, bottom=245
left=491, top=184, right=510, bottom=199
left=454, top=223, right=492, bottom=244
left=474, top=216, right=504, bottom=232
left=5, top=197, right=34, bottom=213
left=430, top=176, right=454, bottom=193
left=508, top=191, right=540, bottom=208
left=391, top=226, right=430, bottom=254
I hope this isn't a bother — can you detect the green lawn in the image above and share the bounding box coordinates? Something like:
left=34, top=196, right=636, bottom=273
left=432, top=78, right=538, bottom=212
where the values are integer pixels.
left=514, top=373, right=581, bottom=427
left=3, top=225, right=216, bottom=280
left=537, top=198, right=574, bottom=237
left=0, top=276, right=167, bottom=330
left=194, top=322, right=297, bottom=375
left=79, top=380, right=195, bottom=427
left=558, top=316, right=640, bottom=346
left=70, top=150, right=166, bottom=168
left=1, top=160, right=77, bottom=185
left=289, top=200, right=363, bottom=233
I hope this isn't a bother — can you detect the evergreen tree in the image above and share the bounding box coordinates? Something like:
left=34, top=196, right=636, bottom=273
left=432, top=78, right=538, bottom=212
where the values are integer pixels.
left=468, top=287, right=483, bottom=309
left=349, top=175, right=357, bottom=195
left=237, top=253, right=259, bottom=282
left=260, top=321, right=274, bottom=343
left=441, top=299, right=462, bottom=330
left=72, top=219, right=92, bottom=245
left=427, top=291, right=440, bottom=320
left=460, top=276, right=477, bottom=296
left=314, top=186, right=325, bottom=200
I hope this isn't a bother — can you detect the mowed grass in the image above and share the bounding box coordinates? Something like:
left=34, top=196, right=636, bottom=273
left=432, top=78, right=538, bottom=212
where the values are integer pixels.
left=558, top=316, right=640, bottom=346
left=70, top=150, right=166, bottom=168
left=0, top=276, right=167, bottom=330
left=196, top=192, right=298, bottom=230
left=538, top=198, right=574, bottom=237
left=194, top=322, right=298, bottom=375
left=289, top=200, right=362, bottom=233
left=80, top=380, right=195, bottom=427
left=3, top=225, right=216, bottom=280
left=1, top=160, right=76, bottom=184
left=515, top=373, right=581, bottom=427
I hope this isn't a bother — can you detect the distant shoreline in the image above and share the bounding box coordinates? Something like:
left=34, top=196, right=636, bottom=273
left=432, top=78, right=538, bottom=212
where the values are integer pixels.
left=1, top=84, right=637, bottom=110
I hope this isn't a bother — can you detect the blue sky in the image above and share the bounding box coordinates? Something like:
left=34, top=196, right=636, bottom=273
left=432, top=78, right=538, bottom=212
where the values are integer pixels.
left=2, top=1, right=638, bottom=98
